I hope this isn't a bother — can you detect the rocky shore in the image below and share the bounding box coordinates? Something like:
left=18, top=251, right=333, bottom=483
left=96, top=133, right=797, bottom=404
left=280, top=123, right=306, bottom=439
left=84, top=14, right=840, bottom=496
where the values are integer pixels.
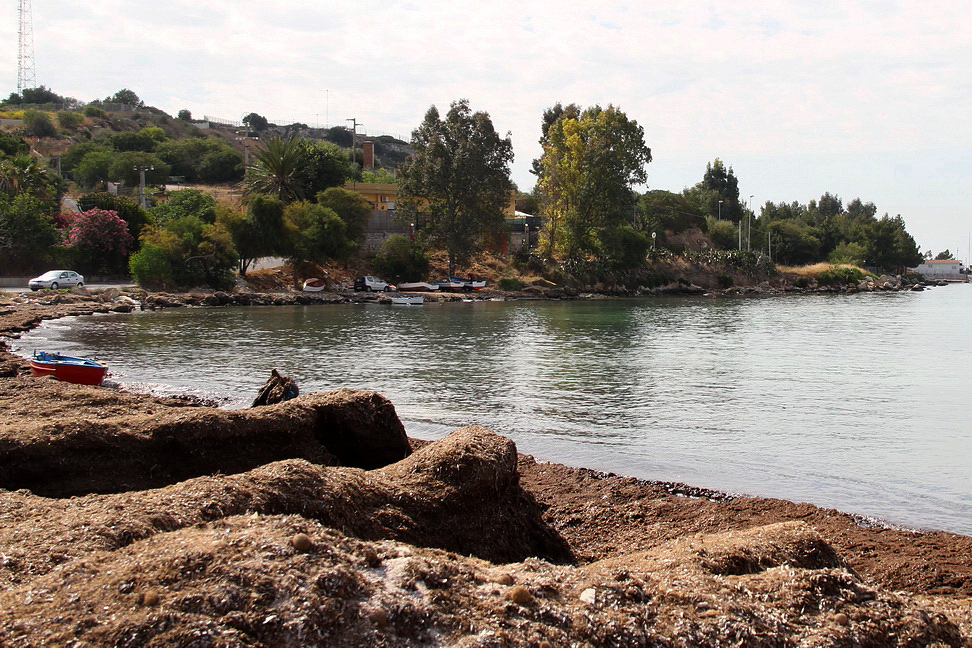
left=1, top=289, right=970, bottom=646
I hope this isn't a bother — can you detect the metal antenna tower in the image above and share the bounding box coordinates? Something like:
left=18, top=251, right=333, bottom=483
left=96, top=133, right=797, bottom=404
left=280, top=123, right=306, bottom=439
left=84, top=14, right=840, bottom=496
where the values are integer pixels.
left=18, top=0, right=37, bottom=93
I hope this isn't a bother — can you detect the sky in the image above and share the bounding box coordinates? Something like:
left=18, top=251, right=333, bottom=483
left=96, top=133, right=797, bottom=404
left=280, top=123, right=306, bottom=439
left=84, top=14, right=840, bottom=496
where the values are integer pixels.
left=3, top=0, right=972, bottom=261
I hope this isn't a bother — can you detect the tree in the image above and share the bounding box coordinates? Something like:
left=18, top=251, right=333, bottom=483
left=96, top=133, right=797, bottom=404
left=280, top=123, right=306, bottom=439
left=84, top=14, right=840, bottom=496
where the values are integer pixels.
left=129, top=217, right=237, bottom=290
left=178, top=109, right=192, bottom=121
left=316, top=187, right=371, bottom=251
left=244, top=136, right=308, bottom=202
left=0, top=193, right=59, bottom=273
left=534, top=104, right=651, bottom=265
left=865, top=214, right=922, bottom=272
left=63, top=208, right=134, bottom=273
left=0, top=132, right=29, bottom=157
left=150, top=189, right=218, bottom=226
left=300, top=140, right=358, bottom=196
left=684, top=159, right=743, bottom=224
left=220, top=194, right=287, bottom=275
left=23, top=110, right=58, bottom=137
left=107, top=89, right=142, bottom=107
left=935, top=249, right=954, bottom=260
left=242, top=112, right=269, bottom=132
left=107, top=152, right=169, bottom=187
left=78, top=192, right=150, bottom=244
left=74, top=151, right=114, bottom=188
left=6, top=86, right=64, bottom=105
left=284, top=201, right=349, bottom=287
left=373, top=234, right=430, bottom=282
left=398, top=100, right=513, bottom=277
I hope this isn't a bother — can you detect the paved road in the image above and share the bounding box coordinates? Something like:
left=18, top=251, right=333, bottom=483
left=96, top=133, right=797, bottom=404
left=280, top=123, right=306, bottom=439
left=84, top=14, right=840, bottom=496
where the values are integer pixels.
left=1, top=281, right=134, bottom=294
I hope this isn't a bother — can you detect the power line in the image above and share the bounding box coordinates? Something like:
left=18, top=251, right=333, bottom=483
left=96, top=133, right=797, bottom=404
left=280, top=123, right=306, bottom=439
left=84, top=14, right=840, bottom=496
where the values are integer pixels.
left=17, top=0, right=37, bottom=93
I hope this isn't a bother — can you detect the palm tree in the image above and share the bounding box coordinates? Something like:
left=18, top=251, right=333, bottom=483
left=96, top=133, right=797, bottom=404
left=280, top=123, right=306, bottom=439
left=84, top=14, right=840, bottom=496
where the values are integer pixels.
left=243, top=136, right=308, bottom=203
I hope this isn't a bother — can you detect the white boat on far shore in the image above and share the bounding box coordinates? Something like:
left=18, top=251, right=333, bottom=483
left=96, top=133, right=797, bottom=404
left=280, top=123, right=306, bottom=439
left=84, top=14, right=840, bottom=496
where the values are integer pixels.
left=397, top=282, right=439, bottom=291
left=390, top=295, right=424, bottom=305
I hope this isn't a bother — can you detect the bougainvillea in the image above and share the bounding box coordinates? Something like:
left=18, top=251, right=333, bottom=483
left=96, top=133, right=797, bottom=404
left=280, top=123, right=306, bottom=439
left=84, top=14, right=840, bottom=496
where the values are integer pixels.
left=63, top=208, right=134, bottom=268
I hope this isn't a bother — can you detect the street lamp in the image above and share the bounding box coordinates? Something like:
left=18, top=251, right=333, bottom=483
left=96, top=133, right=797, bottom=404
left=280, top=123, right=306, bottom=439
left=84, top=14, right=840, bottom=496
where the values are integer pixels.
left=134, top=165, right=154, bottom=209
left=718, top=199, right=723, bottom=221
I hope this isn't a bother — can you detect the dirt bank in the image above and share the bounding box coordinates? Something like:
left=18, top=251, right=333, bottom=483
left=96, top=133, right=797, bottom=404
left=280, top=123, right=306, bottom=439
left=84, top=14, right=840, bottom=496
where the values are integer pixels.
left=0, top=290, right=969, bottom=646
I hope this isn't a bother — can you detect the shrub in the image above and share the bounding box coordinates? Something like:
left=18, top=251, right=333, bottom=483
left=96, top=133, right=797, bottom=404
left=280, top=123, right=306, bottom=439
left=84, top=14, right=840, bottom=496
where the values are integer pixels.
left=497, top=277, right=525, bottom=291
left=373, top=234, right=430, bottom=282
left=817, top=266, right=864, bottom=286
left=23, top=109, right=58, bottom=137
left=82, top=105, right=106, bottom=119
left=56, top=111, right=84, bottom=131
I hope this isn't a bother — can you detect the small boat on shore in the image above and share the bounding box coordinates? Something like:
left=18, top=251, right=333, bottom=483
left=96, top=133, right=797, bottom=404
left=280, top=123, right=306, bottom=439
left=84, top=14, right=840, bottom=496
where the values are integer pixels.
left=390, top=295, right=424, bottom=305
left=302, top=278, right=327, bottom=292
left=397, top=282, right=439, bottom=291
left=436, top=277, right=486, bottom=292
left=29, top=351, right=108, bottom=385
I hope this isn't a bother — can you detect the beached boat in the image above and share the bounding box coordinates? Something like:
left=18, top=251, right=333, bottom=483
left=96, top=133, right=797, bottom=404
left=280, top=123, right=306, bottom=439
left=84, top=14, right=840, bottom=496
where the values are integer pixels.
left=396, top=282, right=439, bottom=291
left=437, top=277, right=486, bottom=291
left=302, top=278, right=327, bottom=292
left=390, top=295, right=424, bottom=305
left=29, top=351, right=108, bottom=386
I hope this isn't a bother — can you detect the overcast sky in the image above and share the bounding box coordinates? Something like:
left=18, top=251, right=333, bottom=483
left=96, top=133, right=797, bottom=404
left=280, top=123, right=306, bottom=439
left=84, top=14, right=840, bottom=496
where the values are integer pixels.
left=4, top=1, right=971, bottom=260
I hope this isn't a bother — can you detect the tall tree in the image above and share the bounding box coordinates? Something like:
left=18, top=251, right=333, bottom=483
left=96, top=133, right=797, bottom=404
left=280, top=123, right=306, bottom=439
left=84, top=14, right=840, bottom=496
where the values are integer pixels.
left=397, top=99, right=513, bottom=277
left=244, top=136, right=308, bottom=202
left=535, top=104, right=651, bottom=264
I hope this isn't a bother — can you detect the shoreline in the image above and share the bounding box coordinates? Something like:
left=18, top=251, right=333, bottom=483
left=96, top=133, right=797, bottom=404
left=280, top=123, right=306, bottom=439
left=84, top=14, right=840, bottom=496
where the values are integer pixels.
left=1, top=289, right=971, bottom=645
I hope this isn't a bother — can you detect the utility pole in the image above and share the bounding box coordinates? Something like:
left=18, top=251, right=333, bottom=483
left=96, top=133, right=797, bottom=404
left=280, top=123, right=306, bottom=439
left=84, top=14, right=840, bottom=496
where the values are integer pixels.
left=17, top=0, right=36, bottom=94
left=346, top=118, right=363, bottom=166
left=134, top=165, right=154, bottom=209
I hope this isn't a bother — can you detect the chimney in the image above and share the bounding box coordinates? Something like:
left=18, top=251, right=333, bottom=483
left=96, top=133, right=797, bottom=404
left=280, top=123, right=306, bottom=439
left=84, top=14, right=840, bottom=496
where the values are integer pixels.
left=362, top=141, right=375, bottom=169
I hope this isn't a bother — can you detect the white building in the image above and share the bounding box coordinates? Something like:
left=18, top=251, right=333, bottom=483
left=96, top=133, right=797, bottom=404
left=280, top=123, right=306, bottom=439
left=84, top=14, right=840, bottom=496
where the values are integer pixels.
left=911, top=259, right=967, bottom=281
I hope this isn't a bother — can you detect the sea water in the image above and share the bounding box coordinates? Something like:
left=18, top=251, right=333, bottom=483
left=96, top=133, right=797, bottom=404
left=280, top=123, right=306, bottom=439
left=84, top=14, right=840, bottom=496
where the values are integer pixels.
left=12, top=284, right=972, bottom=535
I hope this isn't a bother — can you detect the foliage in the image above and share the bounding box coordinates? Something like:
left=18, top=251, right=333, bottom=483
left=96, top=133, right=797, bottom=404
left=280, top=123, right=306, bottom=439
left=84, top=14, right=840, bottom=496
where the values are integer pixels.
left=82, top=105, right=106, bottom=119
left=23, top=109, right=58, bottom=137
left=497, top=277, right=526, bottom=291
left=284, top=201, right=349, bottom=286
left=598, top=225, right=652, bottom=269
left=360, top=168, right=396, bottom=183
left=62, top=208, right=134, bottom=272
left=244, top=136, right=308, bottom=202
left=639, top=190, right=705, bottom=234
left=0, top=132, right=29, bottom=157
left=105, top=130, right=158, bottom=152
left=0, top=193, right=59, bottom=273
left=5, top=86, right=65, bottom=105
left=129, top=217, right=237, bottom=290
left=534, top=103, right=651, bottom=268
left=242, top=112, right=269, bottom=132
left=816, top=265, right=865, bottom=286
left=315, top=187, right=371, bottom=250
left=398, top=100, right=514, bottom=277
left=865, top=214, right=922, bottom=272
left=828, top=241, right=867, bottom=266
left=935, top=249, right=954, bottom=260
left=706, top=217, right=739, bottom=251
left=56, top=110, right=84, bottom=131
left=74, top=151, right=114, bottom=188
left=177, top=109, right=192, bottom=121
left=300, top=140, right=358, bottom=197
left=78, top=192, right=150, bottom=243
left=372, top=234, right=430, bottom=282
left=106, top=89, right=143, bottom=106
left=150, top=189, right=218, bottom=226
left=221, top=194, right=288, bottom=275
left=155, top=137, right=242, bottom=183
left=107, top=152, right=170, bottom=186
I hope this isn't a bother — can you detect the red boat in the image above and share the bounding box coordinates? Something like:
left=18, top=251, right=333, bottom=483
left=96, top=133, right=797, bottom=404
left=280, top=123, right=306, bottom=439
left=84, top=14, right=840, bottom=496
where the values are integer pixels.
left=30, top=351, right=108, bottom=386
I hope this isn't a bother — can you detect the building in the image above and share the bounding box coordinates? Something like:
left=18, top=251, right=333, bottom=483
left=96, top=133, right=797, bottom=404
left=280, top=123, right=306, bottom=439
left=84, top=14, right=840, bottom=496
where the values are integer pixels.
left=911, top=259, right=968, bottom=282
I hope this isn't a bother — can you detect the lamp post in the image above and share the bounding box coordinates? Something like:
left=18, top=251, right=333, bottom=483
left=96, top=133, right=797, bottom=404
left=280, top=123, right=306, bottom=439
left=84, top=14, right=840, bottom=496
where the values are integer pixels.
left=134, top=165, right=154, bottom=209
left=524, top=218, right=529, bottom=251
left=718, top=199, right=723, bottom=221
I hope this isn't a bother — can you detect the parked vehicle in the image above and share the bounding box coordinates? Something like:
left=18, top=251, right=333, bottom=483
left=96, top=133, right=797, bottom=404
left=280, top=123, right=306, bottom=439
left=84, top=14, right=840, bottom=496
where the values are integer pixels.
left=353, top=276, right=393, bottom=292
left=28, top=270, right=84, bottom=291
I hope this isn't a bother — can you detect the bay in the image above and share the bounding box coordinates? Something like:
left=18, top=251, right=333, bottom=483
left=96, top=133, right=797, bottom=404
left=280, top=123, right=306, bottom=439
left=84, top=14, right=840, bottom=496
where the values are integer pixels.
left=12, top=284, right=972, bottom=535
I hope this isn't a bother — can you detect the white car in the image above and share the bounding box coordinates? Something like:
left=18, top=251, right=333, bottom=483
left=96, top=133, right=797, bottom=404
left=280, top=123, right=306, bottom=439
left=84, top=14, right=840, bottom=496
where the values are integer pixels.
left=28, top=270, right=85, bottom=291
left=353, top=276, right=394, bottom=292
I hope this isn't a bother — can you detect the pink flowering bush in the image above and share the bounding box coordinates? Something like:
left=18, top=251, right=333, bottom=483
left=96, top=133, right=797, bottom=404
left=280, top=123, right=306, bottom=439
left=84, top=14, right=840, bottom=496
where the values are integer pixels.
left=63, top=208, right=134, bottom=271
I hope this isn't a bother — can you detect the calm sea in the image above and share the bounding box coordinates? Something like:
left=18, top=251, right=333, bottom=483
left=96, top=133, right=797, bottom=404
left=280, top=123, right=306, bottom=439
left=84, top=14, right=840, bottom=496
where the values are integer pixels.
left=12, top=285, right=972, bottom=535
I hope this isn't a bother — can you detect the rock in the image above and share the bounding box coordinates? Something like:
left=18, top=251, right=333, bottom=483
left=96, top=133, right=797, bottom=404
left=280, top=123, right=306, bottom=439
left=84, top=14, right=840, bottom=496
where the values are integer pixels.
left=251, top=368, right=300, bottom=407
